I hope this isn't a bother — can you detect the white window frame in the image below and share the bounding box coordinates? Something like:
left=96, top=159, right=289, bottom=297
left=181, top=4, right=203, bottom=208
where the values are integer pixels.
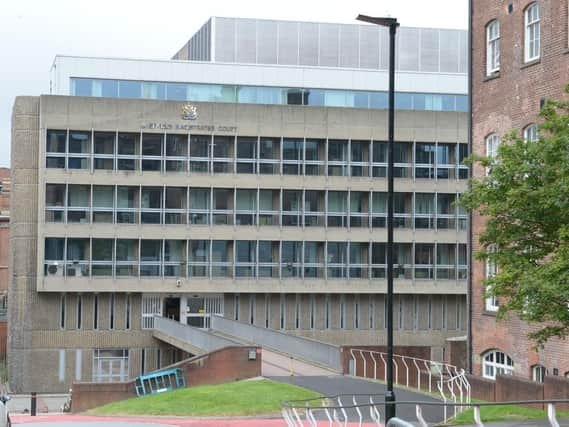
left=485, top=245, right=499, bottom=312
left=486, top=20, right=500, bottom=74
left=525, top=3, right=541, bottom=62
left=523, top=124, right=538, bottom=142
left=485, top=133, right=500, bottom=176
left=483, top=350, right=514, bottom=379
left=141, top=294, right=161, bottom=329
left=532, top=364, right=547, bottom=382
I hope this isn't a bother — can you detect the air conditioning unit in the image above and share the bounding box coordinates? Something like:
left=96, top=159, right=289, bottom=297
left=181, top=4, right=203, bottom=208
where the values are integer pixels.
left=47, top=262, right=63, bottom=277
left=66, top=264, right=86, bottom=277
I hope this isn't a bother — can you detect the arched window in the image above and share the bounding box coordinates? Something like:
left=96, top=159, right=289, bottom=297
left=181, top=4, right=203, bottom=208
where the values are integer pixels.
left=532, top=364, right=547, bottom=382
left=486, top=20, right=500, bottom=75
left=525, top=3, right=541, bottom=62
left=523, top=124, right=538, bottom=142
left=483, top=350, right=514, bottom=379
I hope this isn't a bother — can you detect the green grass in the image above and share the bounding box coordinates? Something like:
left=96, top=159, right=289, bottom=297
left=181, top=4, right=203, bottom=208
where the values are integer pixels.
left=88, top=379, right=320, bottom=417
left=448, top=402, right=569, bottom=425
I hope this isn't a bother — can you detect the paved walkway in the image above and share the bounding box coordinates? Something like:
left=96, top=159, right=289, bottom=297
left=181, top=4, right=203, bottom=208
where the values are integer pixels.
left=269, top=375, right=445, bottom=423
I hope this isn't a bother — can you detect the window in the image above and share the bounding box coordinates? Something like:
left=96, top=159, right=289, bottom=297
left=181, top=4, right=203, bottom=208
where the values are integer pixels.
left=483, top=350, right=514, bottom=379
left=525, top=3, right=541, bottom=62
left=93, top=295, right=99, bottom=330
left=532, top=364, right=547, bottom=383
left=523, top=124, right=538, bottom=142
left=76, top=296, right=82, bottom=330
left=485, top=133, right=500, bottom=175
left=486, top=20, right=500, bottom=74
left=60, top=294, right=66, bottom=329
left=485, top=245, right=499, bottom=312
left=92, top=349, right=129, bottom=383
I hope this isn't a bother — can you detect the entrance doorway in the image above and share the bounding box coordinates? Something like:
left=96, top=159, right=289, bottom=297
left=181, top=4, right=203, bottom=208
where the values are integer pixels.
left=163, top=297, right=180, bottom=321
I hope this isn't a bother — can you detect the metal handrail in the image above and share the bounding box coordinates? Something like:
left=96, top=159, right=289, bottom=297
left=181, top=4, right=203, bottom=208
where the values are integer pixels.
left=282, top=395, right=569, bottom=427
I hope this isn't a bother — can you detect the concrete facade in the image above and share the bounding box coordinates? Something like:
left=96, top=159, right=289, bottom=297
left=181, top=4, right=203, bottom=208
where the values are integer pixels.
left=10, top=94, right=469, bottom=392
left=471, top=0, right=569, bottom=379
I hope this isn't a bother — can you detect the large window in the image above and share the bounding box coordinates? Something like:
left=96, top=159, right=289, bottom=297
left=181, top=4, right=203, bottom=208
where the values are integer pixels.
left=483, top=350, right=514, bottom=379
left=70, top=78, right=469, bottom=113
left=92, top=349, right=129, bottom=383
left=525, top=3, right=541, bottom=62
left=486, top=20, right=500, bottom=75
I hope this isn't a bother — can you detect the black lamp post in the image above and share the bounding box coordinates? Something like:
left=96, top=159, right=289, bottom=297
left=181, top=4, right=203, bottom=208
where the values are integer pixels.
left=356, top=13, right=399, bottom=422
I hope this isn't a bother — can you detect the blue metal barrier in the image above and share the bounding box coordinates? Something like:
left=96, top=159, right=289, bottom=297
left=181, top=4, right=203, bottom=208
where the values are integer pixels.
left=135, top=367, right=186, bottom=397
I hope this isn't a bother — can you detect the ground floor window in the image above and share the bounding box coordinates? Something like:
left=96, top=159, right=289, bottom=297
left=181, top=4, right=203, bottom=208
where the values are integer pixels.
left=532, top=364, right=546, bottom=383
left=482, top=350, right=514, bottom=379
left=93, top=348, right=129, bottom=382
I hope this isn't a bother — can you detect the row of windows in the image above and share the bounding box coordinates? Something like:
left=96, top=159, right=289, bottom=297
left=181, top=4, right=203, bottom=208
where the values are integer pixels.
left=44, top=238, right=468, bottom=280
left=232, top=294, right=464, bottom=332
left=70, top=78, right=469, bottom=112
left=46, top=184, right=467, bottom=230
left=482, top=350, right=561, bottom=382
left=45, top=130, right=469, bottom=179
left=485, top=124, right=538, bottom=165
left=485, top=3, right=541, bottom=76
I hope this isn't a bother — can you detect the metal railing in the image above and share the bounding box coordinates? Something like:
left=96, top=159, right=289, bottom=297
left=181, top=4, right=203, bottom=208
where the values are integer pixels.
left=211, top=315, right=342, bottom=372
left=282, top=394, right=385, bottom=427
left=153, top=316, right=238, bottom=353
left=348, top=348, right=470, bottom=419
left=282, top=396, right=569, bottom=427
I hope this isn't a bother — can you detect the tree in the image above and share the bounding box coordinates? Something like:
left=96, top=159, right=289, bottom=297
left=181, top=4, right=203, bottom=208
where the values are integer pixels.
left=461, top=86, right=569, bottom=345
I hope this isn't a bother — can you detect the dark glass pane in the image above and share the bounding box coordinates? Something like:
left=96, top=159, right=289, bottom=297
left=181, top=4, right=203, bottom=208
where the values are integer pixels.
left=46, top=130, right=66, bottom=153
left=94, top=132, right=115, bottom=154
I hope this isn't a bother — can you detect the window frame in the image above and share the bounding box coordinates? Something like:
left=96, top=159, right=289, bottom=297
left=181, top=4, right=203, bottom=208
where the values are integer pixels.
left=523, top=124, right=538, bottom=142
left=485, top=245, right=499, bottom=312
left=486, top=20, right=501, bottom=75
left=532, top=364, right=547, bottom=383
left=485, top=133, right=500, bottom=176
left=482, top=350, right=514, bottom=379
left=524, top=2, right=541, bottom=62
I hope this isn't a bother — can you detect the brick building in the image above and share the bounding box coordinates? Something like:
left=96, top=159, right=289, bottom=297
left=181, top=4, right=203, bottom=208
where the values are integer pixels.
left=471, top=0, right=569, bottom=380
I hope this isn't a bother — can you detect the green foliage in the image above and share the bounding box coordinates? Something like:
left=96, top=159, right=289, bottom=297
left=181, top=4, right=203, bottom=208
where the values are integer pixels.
left=460, top=88, right=569, bottom=345
left=88, top=379, right=320, bottom=416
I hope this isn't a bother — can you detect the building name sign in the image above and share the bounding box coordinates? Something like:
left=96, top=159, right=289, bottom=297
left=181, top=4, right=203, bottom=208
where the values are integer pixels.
left=140, top=103, right=237, bottom=132
left=140, top=123, right=238, bottom=132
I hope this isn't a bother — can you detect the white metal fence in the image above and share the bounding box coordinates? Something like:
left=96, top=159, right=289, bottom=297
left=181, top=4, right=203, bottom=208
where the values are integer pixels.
left=348, top=348, right=470, bottom=420
left=283, top=397, right=569, bottom=427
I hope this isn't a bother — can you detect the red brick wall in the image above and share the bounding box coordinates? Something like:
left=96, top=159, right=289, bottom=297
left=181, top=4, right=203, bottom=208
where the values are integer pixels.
left=496, top=375, right=544, bottom=409
left=72, top=346, right=261, bottom=413
left=471, top=0, right=569, bottom=378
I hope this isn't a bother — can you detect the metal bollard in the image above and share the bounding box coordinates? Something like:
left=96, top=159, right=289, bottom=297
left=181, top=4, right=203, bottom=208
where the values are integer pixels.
left=30, top=392, right=37, bottom=416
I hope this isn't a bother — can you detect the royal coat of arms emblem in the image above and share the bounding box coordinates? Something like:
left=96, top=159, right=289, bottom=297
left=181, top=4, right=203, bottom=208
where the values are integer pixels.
left=181, top=103, right=198, bottom=120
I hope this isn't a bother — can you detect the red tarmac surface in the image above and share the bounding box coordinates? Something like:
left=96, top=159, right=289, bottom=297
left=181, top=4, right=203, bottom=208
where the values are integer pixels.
left=12, top=414, right=381, bottom=426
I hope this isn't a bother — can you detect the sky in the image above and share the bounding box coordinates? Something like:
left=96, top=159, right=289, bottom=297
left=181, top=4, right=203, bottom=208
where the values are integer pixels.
left=0, top=0, right=467, bottom=167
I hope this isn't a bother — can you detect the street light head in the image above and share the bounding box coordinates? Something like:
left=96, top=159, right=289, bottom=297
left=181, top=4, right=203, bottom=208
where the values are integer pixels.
left=356, top=14, right=398, bottom=27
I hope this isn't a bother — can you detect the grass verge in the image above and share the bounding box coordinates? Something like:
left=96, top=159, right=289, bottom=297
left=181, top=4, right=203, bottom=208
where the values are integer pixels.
left=88, top=379, right=320, bottom=417
left=448, top=403, right=569, bottom=425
